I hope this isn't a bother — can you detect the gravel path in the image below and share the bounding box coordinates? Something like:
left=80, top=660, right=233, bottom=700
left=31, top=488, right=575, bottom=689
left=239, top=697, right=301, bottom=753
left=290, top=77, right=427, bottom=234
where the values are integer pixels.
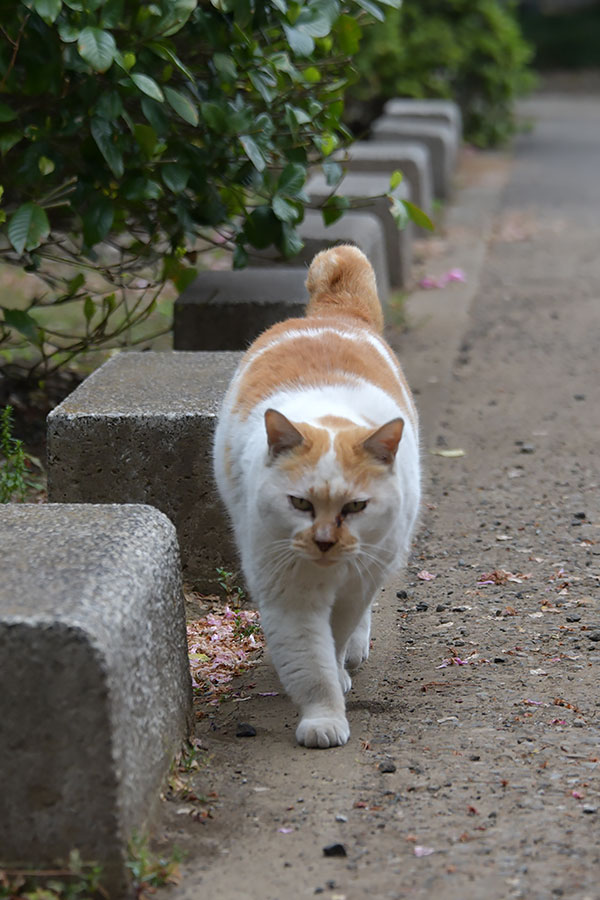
left=156, top=93, right=600, bottom=900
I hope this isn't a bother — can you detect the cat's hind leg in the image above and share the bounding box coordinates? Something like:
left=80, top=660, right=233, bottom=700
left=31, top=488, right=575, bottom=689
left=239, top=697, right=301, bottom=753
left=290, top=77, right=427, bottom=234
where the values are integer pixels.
left=331, top=588, right=373, bottom=692
left=345, top=604, right=372, bottom=671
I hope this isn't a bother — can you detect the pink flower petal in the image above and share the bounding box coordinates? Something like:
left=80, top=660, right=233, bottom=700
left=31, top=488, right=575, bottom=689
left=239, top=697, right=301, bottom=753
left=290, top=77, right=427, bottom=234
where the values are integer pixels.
left=414, top=846, right=435, bottom=857
left=417, top=570, right=436, bottom=581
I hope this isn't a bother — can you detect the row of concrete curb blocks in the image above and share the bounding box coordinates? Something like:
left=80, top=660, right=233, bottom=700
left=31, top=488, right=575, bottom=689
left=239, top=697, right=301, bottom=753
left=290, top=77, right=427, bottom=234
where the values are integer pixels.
left=173, top=98, right=461, bottom=353
left=246, top=209, right=391, bottom=303
left=0, top=503, right=193, bottom=898
left=305, top=172, right=412, bottom=289
left=47, top=351, right=241, bottom=591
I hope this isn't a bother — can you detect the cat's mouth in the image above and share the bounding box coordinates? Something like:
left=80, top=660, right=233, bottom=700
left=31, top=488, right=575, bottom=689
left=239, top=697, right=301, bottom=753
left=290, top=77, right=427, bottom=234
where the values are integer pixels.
left=313, top=556, right=339, bottom=567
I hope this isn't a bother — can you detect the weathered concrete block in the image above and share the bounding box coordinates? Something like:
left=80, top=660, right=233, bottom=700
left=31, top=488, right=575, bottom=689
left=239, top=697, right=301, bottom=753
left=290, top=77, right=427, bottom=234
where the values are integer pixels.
left=305, top=172, right=412, bottom=288
left=47, top=351, right=242, bottom=590
left=173, top=267, right=308, bottom=351
left=0, top=503, right=191, bottom=898
left=370, top=117, right=458, bottom=198
left=247, top=209, right=390, bottom=305
left=383, top=98, right=463, bottom=140
left=337, top=140, right=433, bottom=221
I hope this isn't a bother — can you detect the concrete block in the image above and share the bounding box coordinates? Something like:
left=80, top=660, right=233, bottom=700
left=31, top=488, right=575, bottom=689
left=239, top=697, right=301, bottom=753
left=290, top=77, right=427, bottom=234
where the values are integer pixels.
left=247, top=209, right=390, bottom=305
left=305, top=172, right=412, bottom=288
left=370, top=116, right=458, bottom=198
left=337, top=140, right=433, bottom=221
left=47, top=351, right=242, bottom=591
left=383, top=98, right=463, bottom=140
left=173, top=267, right=309, bottom=351
left=0, top=503, right=191, bottom=898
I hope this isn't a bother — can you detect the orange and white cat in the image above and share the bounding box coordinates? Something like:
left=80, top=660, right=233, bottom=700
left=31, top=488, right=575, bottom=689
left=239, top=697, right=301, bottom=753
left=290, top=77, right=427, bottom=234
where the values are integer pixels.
left=213, top=245, right=420, bottom=748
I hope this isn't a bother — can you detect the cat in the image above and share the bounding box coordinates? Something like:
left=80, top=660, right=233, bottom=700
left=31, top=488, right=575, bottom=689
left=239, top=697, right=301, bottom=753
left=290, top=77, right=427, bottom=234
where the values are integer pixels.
left=213, top=245, right=420, bottom=748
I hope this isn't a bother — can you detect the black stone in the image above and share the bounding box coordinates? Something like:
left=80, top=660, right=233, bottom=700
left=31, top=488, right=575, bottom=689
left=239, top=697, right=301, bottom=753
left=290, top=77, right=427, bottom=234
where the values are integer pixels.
left=396, top=590, right=408, bottom=600
left=379, top=760, right=397, bottom=773
left=236, top=722, right=257, bottom=737
left=415, top=601, right=428, bottom=612
left=323, top=843, right=347, bottom=857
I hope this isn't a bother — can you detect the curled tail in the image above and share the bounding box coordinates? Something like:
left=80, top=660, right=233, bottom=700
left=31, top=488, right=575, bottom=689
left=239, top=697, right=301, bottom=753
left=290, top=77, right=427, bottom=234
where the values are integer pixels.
left=305, top=244, right=384, bottom=334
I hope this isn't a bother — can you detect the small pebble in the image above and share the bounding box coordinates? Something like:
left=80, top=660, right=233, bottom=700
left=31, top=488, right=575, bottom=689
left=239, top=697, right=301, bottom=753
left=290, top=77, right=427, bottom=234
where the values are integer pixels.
left=573, top=511, right=587, bottom=519
left=236, top=722, right=257, bottom=738
left=469, top=755, right=481, bottom=761
left=520, top=444, right=535, bottom=454
left=379, top=760, right=397, bottom=773
left=583, top=806, right=598, bottom=815
left=574, top=394, right=586, bottom=401
left=335, top=814, right=348, bottom=823
left=396, top=590, right=408, bottom=600
left=566, top=614, right=581, bottom=623
left=587, top=633, right=600, bottom=642
left=436, top=604, right=447, bottom=612
left=323, top=843, right=347, bottom=857
left=415, top=601, right=428, bottom=612
left=494, top=657, right=506, bottom=664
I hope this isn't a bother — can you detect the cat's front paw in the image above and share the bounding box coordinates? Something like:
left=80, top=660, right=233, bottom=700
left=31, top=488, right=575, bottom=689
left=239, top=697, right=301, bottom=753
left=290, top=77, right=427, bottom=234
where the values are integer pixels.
left=296, top=715, right=350, bottom=749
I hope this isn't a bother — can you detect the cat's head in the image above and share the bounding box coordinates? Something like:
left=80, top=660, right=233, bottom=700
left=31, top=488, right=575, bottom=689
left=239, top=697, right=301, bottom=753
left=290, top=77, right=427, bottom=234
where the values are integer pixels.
left=259, top=408, right=404, bottom=569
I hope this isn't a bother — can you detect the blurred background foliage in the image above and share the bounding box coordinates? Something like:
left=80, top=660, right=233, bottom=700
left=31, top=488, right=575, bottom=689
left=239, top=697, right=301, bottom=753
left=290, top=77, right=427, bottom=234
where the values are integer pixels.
left=4, top=0, right=587, bottom=401
left=349, top=0, right=535, bottom=147
left=0, top=0, right=400, bottom=381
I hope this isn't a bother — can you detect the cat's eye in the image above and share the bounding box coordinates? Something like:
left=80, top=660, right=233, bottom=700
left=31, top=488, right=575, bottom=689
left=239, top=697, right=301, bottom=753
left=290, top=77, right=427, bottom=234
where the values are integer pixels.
left=342, top=500, right=368, bottom=515
left=289, top=496, right=314, bottom=513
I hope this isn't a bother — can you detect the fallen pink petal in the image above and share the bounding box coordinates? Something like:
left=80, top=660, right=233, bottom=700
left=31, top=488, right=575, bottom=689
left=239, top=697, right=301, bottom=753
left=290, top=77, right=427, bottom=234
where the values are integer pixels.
left=414, top=846, right=435, bottom=857
left=417, top=570, right=437, bottom=581
left=278, top=827, right=294, bottom=834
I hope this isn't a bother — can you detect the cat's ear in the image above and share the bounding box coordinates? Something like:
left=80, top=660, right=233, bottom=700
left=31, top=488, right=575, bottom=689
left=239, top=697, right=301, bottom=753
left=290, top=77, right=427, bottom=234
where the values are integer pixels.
left=362, top=417, right=404, bottom=465
left=264, top=409, right=304, bottom=458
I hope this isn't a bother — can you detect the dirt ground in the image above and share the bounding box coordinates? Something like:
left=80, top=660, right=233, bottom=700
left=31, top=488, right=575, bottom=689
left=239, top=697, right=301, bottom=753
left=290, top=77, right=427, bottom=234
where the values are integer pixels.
left=154, top=93, right=600, bottom=900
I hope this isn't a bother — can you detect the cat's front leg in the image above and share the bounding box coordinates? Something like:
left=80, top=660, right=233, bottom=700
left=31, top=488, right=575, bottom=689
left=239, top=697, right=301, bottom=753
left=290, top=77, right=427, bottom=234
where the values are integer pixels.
left=259, top=601, right=349, bottom=748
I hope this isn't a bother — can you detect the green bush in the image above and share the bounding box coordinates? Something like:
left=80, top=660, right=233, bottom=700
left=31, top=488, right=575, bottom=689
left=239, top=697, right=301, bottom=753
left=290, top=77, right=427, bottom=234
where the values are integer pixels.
left=0, top=0, right=405, bottom=379
left=353, top=0, right=535, bottom=147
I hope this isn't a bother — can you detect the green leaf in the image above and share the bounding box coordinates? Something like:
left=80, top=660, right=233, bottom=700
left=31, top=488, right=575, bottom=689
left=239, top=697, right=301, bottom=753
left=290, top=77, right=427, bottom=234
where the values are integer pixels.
left=272, top=194, right=299, bottom=223
left=38, top=156, right=55, bottom=175
left=3, top=308, right=41, bottom=343
left=335, top=14, right=361, bottom=54
left=388, top=195, right=410, bottom=230
left=213, top=52, right=237, bottom=81
left=283, top=25, right=314, bottom=56
left=66, top=273, right=85, bottom=295
left=83, top=195, right=114, bottom=246
left=90, top=118, right=124, bottom=178
left=353, top=0, right=385, bottom=20
left=95, top=91, right=123, bottom=120
left=389, top=170, right=403, bottom=190
left=131, top=73, right=164, bottom=102
left=7, top=203, right=50, bottom=255
left=280, top=222, right=303, bottom=258
left=162, top=164, right=190, bottom=192
left=322, top=195, right=350, bottom=226
left=133, top=124, right=157, bottom=158
left=277, top=162, right=306, bottom=197
left=0, top=132, right=22, bottom=156
left=77, top=27, right=117, bottom=73
left=164, top=87, right=198, bottom=126
left=243, top=206, right=280, bottom=249
left=147, top=42, right=195, bottom=82
left=233, top=244, right=248, bottom=269
left=33, top=0, right=62, bottom=24
left=57, top=21, right=80, bottom=41
left=0, top=103, right=17, bottom=123
left=239, top=134, right=266, bottom=172
left=84, top=296, right=95, bottom=323
left=323, top=160, right=343, bottom=187
left=402, top=199, right=435, bottom=232
left=201, top=102, right=228, bottom=132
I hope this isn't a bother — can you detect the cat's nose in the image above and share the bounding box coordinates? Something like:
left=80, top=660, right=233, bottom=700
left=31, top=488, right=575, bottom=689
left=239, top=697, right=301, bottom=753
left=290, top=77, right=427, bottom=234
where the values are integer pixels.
left=315, top=539, right=336, bottom=553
